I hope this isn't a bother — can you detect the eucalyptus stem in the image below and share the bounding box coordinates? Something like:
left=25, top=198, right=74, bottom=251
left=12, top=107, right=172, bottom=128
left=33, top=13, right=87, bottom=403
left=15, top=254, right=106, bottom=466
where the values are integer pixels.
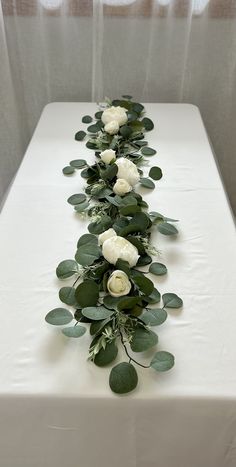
left=119, top=330, right=150, bottom=369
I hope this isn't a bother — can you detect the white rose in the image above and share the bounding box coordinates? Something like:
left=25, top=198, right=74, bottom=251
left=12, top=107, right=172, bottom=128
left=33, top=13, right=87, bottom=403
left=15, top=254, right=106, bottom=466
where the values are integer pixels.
left=100, top=149, right=116, bottom=164
left=113, top=178, right=132, bottom=196
left=102, top=236, right=139, bottom=267
left=102, top=106, right=128, bottom=126
left=98, top=228, right=117, bottom=246
left=104, top=120, right=119, bottom=135
left=107, top=270, right=131, bottom=297
left=116, top=157, right=140, bottom=186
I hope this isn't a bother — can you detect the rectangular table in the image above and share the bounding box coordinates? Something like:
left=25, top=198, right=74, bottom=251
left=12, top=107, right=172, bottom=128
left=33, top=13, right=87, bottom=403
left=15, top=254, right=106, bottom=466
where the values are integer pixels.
left=0, top=103, right=236, bottom=467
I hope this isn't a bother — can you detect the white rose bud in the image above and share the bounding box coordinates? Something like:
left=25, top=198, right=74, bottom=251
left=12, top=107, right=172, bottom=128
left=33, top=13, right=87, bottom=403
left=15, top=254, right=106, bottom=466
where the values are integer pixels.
left=98, top=228, right=117, bottom=246
left=102, top=236, right=139, bottom=267
left=100, top=149, right=116, bottom=164
left=107, top=270, right=131, bottom=297
left=102, top=106, right=128, bottom=126
left=104, top=120, right=119, bottom=135
left=116, top=157, right=140, bottom=186
left=113, top=178, right=132, bottom=196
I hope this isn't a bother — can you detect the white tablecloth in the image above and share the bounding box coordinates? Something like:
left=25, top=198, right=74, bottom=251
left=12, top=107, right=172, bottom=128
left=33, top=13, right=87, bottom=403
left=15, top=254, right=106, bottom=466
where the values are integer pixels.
left=0, top=103, right=236, bottom=467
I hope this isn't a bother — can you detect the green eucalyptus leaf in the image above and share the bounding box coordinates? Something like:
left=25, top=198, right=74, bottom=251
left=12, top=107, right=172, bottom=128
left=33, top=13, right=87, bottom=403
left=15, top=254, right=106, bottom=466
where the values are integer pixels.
left=82, top=306, right=113, bottom=320
left=75, top=244, right=101, bottom=266
left=150, top=351, right=175, bottom=372
left=45, top=308, right=73, bottom=326
left=115, top=259, right=131, bottom=276
left=109, top=362, right=138, bottom=394
left=88, top=216, right=112, bottom=235
left=157, top=223, right=178, bottom=236
left=101, top=164, right=118, bottom=181
left=67, top=193, right=86, bottom=205
left=74, top=201, right=89, bottom=213
left=103, top=295, right=122, bottom=310
left=120, top=125, right=132, bottom=138
left=77, top=233, right=98, bottom=248
left=62, top=166, right=75, bottom=175
left=119, top=205, right=141, bottom=216
left=82, top=115, right=93, bottom=124
left=131, top=273, right=154, bottom=296
left=87, top=124, right=100, bottom=133
left=127, top=237, right=146, bottom=255
left=141, top=308, right=167, bottom=326
left=117, top=296, right=141, bottom=312
left=141, top=147, right=156, bottom=156
left=122, top=94, right=133, bottom=100
left=130, top=327, right=158, bottom=352
left=145, top=288, right=161, bottom=304
left=75, top=280, right=99, bottom=308
left=137, top=254, right=152, bottom=266
left=149, top=262, right=167, bottom=276
left=140, top=178, right=155, bottom=189
left=149, top=167, right=163, bottom=180
left=94, top=341, right=118, bottom=367
left=95, top=111, right=103, bottom=119
left=62, top=325, right=86, bottom=338
left=162, top=293, right=183, bottom=309
left=90, top=318, right=111, bottom=336
left=75, top=130, right=86, bottom=141
left=132, top=102, right=144, bottom=114
left=59, top=287, right=76, bottom=306
left=56, top=259, right=78, bottom=279
left=70, top=159, right=87, bottom=168
left=142, top=117, right=154, bottom=131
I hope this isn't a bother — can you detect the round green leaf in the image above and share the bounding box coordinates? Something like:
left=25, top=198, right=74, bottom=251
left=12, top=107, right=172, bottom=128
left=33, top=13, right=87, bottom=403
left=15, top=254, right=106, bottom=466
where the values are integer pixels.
left=137, top=254, right=152, bottom=266
left=87, top=124, right=100, bottom=133
left=162, top=293, right=183, bottom=309
left=75, top=281, right=99, bottom=308
left=82, top=115, right=93, bottom=124
left=120, top=125, right=132, bottom=138
left=130, top=327, right=158, bottom=352
left=141, top=147, right=156, bottom=156
left=62, top=166, right=75, bottom=175
left=77, top=233, right=98, bottom=248
left=95, top=111, right=103, bottom=119
left=103, top=295, right=121, bottom=310
left=119, top=205, right=141, bottom=216
left=94, top=341, right=118, bottom=367
left=82, top=306, right=113, bottom=321
left=140, top=178, right=155, bottom=189
left=145, top=288, right=161, bottom=304
left=142, top=117, right=154, bottom=131
left=74, top=201, right=90, bottom=213
left=149, top=167, right=163, bottom=180
left=131, top=273, right=154, bottom=296
left=122, top=94, right=133, bottom=100
left=109, top=362, right=138, bottom=394
left=149, top=262, right=167, bottom=276
left=56, top=260, right=78, bottom=279
left=59, top=287, right=76, bottom=306
left=75, top=244, right=101, bottom=266
left=132, top=102, right=144, bottom=114
left=70, top=159, right=87, bottom=168
left=67, top=193, right=86, bottom=205
left=150, top=351, right=175, bottom=372
left=90, top=317, right=111, bottom=336
left=45, top=308, right=73, bottom=326
left=141, top=308, right=167, bottom=326
left=75, top=130, right=86, bottom=141
left=62, top=325, right=86, bottom=338
left=157, top=222, right=178, bottom=236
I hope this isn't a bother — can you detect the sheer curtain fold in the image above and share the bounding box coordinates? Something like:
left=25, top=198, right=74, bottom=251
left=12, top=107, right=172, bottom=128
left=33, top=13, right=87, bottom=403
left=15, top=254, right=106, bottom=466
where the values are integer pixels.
left=0, top=0, right=236, bottom=212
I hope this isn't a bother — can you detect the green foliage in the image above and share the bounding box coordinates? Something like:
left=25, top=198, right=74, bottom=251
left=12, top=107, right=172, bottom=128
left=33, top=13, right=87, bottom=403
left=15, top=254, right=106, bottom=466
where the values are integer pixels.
left=59, top=287, right=76, bottom=306
left=45, top=308, right=73, bottom=326
left=109, top=362, right=138, bottom=394
left=150, top=351, right=174, bottom=371
left=56, top=260, right=78, bottom=279
left=141, top=147, right=156, bottom=156
left=157, top=222, right=178, bottom=236
left=142, top=117, right=154, bottom=131
left=141, top=308, right=167, bottom=326
left=75, top=130, right=86, bottom=141
left=62, top=325, right=86, bottom=338
left=82, top=306, right=113, bottom=320
left=75, top=280, right=99, bottom=308
left=82, top=115, right=93, bottom=123
left=70, top=159, right=87, bottom=168
left=130, top=327, right=158, bottom=352
left=140, top=178, right=155, bottom=189
left=149, top=262, right=167, bottom=276
left=62, top=166, right=75, bottom=175
left=162, top=293, right=183, bottom=308
left=94, top=341, right=118, bottom=367
left=149, top=167, right=163, bottom=180
left=67, top=193, right=86, bottom=205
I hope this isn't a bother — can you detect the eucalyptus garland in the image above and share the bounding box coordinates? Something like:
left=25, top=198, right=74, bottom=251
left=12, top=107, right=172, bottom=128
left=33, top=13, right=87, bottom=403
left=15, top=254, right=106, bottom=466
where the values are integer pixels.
left=45, top=96, right=183, bottom=394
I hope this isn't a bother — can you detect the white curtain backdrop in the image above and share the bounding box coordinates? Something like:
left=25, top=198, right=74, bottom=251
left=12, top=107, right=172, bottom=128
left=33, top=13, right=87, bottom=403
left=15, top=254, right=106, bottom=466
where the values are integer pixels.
left=0, top=0, right=236, bottom=212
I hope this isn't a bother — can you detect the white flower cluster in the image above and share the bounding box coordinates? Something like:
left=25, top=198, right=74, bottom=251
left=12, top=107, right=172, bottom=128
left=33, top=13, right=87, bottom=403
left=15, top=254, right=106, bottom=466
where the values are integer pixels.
left=102, top=106, right=128, bottom=135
